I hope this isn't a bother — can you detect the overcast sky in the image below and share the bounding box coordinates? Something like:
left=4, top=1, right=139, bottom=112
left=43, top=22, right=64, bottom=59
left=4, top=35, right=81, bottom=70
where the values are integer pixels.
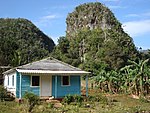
left=1, top=0, right=150, bottom=49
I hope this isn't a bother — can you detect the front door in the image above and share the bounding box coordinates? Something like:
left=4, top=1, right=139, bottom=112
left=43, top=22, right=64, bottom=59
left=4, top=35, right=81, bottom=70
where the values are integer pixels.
left=41, top=75, right=52, bottom=96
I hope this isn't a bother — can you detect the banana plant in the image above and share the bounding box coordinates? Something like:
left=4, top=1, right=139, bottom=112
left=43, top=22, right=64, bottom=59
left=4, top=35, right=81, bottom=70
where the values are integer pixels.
left=122, top=59, right=149, bottom=96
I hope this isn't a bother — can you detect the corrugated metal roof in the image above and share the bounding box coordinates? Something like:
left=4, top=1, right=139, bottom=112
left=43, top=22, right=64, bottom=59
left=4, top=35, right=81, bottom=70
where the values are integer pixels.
left=16, top=69, right=90, bottom=74
left=3, top=57, right=90, bottom=74
left=18, top=57, right=81, bottom=71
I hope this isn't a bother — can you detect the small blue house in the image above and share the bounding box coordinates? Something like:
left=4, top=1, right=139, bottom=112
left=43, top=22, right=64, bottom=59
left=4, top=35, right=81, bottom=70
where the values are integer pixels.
left=3, top=57, right=90, bottom=98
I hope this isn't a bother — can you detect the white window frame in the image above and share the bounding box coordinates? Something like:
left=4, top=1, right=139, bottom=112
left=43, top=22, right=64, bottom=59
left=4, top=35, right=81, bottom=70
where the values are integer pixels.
left=61, top=75, right=70, bottom=86
left=31, top=75, right=40, bottom=87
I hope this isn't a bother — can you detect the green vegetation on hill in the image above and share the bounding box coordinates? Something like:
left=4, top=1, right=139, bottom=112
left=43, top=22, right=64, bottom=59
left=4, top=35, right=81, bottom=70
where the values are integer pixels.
left=0, top=18, right=55, bottom=84
left=52, top=2, right=137, bottom=70
left=0, top=2, right=149, bottom=96
left=52, top=2, right=150, bottom=96
left=0, top=18, right=55, bottom=66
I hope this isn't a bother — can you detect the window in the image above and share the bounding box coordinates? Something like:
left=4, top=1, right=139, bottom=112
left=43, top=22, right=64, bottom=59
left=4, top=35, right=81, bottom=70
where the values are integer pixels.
left=8, top=76, right=9, bottom=86
left=31, top=76, right=40, bottom=86
left=62, top=76, right=70, bottom=86
left=12, top=75, right=14, bottom=86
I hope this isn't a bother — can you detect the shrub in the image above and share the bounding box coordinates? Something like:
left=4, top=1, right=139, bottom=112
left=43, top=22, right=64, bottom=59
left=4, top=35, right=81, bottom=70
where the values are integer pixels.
left=73, top=94, right=83, bottom=103
left=139, top=96, right=150, bottom=103
left=47, top=103, right=54, bottom=108
left=0, top=86, right=15, bottom=102
left=23, top=92, right=40, bottom=112
left=73, top=95, right=84, bottom=107
left=63, top=94, right=83, bottom=105
left=87, top=94, right=108, bottom=104
left=0, top=85, right=7, bottom=101
left=63, top=94, right=74, bottom=104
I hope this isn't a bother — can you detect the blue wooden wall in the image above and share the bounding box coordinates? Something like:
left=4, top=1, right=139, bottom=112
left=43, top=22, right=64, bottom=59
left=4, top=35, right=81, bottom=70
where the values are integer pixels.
left=16, top=72, right=40, bottom=98
left=16, top=72, right=81, bottom=98
left=21, top=75, right=40, bottom=97
left=16, top=71, right=20, bottom=98
left=52, top=75, right=81, bottom=98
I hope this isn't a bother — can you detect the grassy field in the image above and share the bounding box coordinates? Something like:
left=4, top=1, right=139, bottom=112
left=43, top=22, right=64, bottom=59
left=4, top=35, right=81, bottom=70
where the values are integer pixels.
left=0, top=90, right=150, bottom=113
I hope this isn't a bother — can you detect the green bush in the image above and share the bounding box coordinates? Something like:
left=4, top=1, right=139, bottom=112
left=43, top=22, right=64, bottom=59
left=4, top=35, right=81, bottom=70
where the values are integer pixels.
left=0, top=85, right=7, bottom=101
left=139, top=96, right=150, bottom=103
left=23, top=92, right=40, bottom=112
left=63, top=94, right=74, bottom=104
left=47, top=103, right=54, bottom=108
left=63, top=94, right=83, bottom=105
left=73, top=94, right=83, bottom=103
left=0, top=85, right=15, bottom=101
left=87, top=94, right=108, bottom=104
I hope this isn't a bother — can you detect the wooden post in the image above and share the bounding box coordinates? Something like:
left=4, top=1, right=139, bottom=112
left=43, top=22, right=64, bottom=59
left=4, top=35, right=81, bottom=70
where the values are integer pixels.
left=55, top=75, right=57, bottom=98
left=86, top=75, right=88, bottom=97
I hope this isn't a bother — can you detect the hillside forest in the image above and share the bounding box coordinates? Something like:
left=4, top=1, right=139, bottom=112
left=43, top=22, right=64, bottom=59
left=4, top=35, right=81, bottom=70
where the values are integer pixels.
left=0, top=2, right=150, bottom=97
left=52, top=3, right=150, bottom=96
left=0, top=18, right=55, bottom=84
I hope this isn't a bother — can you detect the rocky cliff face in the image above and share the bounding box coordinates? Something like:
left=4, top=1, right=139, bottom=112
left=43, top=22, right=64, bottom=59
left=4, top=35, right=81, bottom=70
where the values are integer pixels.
left=66, top=2, right=122, bottom=38
left=63, top=2, right=137, bottom=70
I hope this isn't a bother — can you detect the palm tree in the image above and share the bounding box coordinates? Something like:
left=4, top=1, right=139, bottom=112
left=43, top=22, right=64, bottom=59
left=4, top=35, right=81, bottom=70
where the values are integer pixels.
left=11, top=51, right=21, bottom=67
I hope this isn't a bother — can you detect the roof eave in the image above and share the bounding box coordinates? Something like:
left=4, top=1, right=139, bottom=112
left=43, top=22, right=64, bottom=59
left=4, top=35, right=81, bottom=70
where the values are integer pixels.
left=3, top=68, right=16, bottom=75
left=16, top=69, right=90, bottom=75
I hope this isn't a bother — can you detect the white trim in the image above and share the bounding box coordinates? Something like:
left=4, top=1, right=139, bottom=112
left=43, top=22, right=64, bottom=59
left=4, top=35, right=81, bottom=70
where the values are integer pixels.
left=16, top=69, right=90, bottom=74
left=61, top=75, right=70, bottom=86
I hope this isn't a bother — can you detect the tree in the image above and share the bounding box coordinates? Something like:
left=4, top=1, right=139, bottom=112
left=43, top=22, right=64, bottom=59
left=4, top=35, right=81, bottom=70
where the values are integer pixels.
left=11, top=51, right=21, bottom=67
left=52, top=2, right=138, bottom=78
left=0, top=18, right=55, bottom=67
